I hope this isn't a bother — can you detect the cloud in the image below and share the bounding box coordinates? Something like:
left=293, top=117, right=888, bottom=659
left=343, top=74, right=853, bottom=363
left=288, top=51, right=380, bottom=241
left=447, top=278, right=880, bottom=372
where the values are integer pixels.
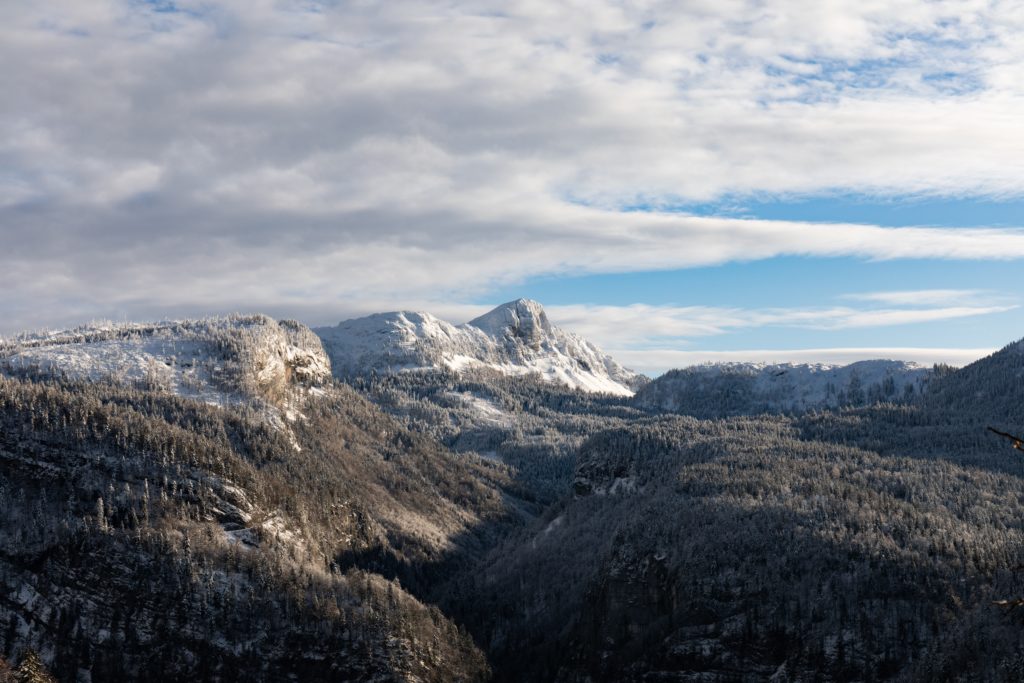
left=538, top=296, right=1014, bottom=374
left=841, top=289, right=995, bottom=306
left=2, top=1, right=1024, bottom=330
left=543, top=299, right=1017, bottom=349
left=611, top=347, right=995, bottom=376
left=4, top=201, right=1024, bottom=335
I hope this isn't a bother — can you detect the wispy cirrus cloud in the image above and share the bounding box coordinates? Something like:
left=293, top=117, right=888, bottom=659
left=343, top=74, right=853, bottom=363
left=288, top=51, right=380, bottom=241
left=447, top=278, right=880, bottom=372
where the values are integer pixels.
left=539, top=287, right=1016, bottom=374
left=544, top=296, right=1017, bottom=350
left=840, top=289, right=1006, bottom=306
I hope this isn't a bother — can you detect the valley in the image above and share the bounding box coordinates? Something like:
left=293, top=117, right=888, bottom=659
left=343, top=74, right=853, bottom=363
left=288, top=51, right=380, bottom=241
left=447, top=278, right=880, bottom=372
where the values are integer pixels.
left=0, top=300, right=1022, bottom=681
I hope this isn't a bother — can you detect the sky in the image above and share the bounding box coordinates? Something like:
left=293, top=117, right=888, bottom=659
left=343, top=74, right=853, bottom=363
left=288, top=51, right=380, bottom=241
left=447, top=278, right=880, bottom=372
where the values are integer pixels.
left=2, top=0, right=1024, bottom=375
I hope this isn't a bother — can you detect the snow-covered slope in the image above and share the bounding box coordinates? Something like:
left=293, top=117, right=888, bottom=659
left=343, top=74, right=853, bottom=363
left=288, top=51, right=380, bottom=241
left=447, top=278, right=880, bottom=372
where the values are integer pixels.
left=315, top=299, right=644, bottom=396
left=635, top=359, right=931, bottom=417
left=0, top=314, right=331, bottom=406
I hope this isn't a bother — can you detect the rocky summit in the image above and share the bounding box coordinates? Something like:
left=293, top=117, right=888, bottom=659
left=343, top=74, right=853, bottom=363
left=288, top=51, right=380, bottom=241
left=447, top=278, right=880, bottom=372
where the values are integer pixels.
left=315, top=299, right=646, bottom=396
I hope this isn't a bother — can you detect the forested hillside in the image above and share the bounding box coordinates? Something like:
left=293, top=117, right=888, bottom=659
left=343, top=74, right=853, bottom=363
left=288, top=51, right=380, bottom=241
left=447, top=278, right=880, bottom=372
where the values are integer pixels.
left=443, top=416, right=1024, bottom=681
left=0, top=318, right=513, bottom=681
left=2, top=316, right=1024, bottom=681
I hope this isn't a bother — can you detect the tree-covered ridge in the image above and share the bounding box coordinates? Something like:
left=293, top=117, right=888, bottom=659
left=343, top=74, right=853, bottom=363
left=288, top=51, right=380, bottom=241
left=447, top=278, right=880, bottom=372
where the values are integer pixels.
left=634, top=360, right=931, bottom=417
left=0, top=374, right=499, bottom=681
left=442, top=415, right=1024, bottom=681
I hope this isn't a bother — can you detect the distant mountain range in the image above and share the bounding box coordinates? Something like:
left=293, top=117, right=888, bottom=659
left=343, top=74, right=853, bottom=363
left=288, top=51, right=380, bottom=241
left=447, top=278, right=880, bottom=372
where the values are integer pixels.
left=635, top=359, right=932, bottom=417
left=0, top=301, right=952, bottom=413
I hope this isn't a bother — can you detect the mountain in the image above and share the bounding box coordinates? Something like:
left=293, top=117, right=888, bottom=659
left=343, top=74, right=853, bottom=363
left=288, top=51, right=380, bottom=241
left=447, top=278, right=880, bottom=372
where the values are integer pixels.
left=1, top=314, right=331, bottom=406
left=0, top=315, right=510, bottom=681
left=920, top=339, right=1024, bottom=425
left=792, top=340, right=1024, bottom=473
left=634, top=359, right=931, bottom=417
left=315, top=299, right=645, bottom=396
left=4, top=308, right=1024, bottom=682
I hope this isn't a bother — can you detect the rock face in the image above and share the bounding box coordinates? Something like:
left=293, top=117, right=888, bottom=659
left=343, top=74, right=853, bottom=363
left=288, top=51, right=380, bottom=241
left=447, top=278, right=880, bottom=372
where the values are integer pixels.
left=315, top=299, right=646, bottom=396
left=635, top=359, right=930, bottom=417
left=469, top=298, right=552, bottom=350
left=0, top=314, right=331, bottom=405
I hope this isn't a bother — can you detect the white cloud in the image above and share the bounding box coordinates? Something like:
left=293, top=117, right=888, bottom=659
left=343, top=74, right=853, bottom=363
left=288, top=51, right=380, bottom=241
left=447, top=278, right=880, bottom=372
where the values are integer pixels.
left=537, top=297, right=1014, bottom=375
left=612, top=347, right=995, bottom=376
left=841, top=289, right=994, bottom=306
left=2, top=1, right=1024, bottom=330
left=543, top=300, right=1016, bottom=349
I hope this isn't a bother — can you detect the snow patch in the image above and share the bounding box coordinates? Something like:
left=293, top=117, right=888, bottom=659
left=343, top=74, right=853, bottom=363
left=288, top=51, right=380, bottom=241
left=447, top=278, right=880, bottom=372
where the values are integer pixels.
left=444, top=391, right=509, bottom=425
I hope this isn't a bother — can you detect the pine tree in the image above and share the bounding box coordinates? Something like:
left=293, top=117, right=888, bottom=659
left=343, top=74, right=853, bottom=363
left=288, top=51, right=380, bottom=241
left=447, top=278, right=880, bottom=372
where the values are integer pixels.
left=15, top=650, right=55, bottom=683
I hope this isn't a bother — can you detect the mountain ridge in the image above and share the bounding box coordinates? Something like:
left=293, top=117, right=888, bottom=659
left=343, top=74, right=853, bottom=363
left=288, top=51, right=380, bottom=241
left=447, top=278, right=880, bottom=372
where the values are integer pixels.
left=0, top=314, right=331, bottom=406
left=315, top=298, right=646, bottom=396
left=635, top=358, right=931, bottom=416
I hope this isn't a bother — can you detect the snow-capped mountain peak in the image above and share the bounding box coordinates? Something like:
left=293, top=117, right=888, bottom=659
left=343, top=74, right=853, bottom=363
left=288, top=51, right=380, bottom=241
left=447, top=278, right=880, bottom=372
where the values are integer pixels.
left=315, top=300, right=645, bottom=396
left=468, top=298, right=552, bottom=349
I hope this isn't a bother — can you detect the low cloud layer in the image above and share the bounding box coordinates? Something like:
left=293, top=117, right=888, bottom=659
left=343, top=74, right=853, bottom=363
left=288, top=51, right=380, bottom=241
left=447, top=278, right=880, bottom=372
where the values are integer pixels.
left=611, top=347, right=996, bottom=376
left=3, top=1, right=1024, bottom=340
left=541, top=292, right=1013, bottom=373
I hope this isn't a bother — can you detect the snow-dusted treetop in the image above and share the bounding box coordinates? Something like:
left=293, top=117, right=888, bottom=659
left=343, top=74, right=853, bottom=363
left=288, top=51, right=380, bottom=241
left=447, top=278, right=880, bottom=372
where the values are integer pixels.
left=315, top=298, right=645, bottom=396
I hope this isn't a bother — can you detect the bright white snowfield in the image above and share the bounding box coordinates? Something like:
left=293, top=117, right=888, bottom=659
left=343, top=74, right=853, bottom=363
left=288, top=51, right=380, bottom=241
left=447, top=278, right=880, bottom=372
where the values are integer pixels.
left=0, top=315, right=332, bottom=407
left=315, top=299, right=646, bottom=396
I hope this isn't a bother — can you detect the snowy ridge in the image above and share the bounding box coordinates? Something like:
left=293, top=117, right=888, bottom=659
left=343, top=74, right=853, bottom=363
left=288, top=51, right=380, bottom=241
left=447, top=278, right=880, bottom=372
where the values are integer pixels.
left=0, top=315, right=331, bottom=407
left=636, top=359, right=931, bottom=416
left=315, top=299, right=644, bottom=396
